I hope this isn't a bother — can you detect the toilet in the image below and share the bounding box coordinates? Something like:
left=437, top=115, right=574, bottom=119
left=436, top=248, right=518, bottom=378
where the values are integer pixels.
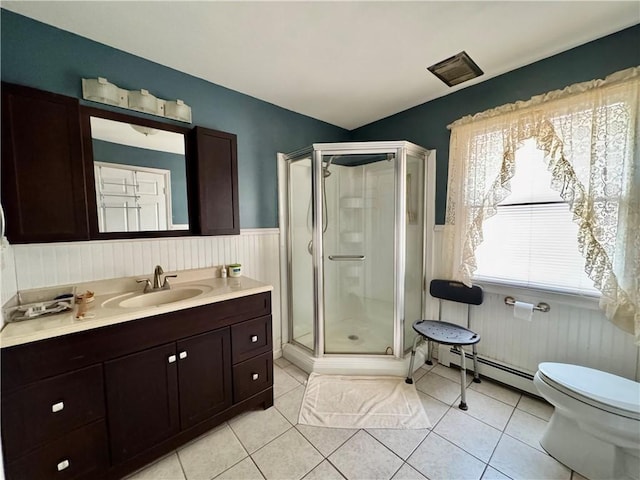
left=534, top=362, right=640, bottom=480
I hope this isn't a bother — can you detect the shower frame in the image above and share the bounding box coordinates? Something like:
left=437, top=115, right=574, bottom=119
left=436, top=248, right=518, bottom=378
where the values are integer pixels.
left=278, top=141, right=437, bottom=374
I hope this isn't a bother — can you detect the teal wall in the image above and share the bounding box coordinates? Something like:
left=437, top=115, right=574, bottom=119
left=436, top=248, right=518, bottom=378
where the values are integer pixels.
left=352, top=25, right=640, bottom=223
left=2, top=10, right=638, bottom=227
left=0, top=9, right=349, bottom=229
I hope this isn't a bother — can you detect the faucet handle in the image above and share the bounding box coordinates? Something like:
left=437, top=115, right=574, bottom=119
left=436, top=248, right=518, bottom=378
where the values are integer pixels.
left=162, top=274, right=178, bottom=289
left=136, top=278, right=152, bottom=293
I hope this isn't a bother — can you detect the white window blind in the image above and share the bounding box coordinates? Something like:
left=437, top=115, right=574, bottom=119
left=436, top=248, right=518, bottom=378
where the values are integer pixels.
left=474, top=140, right=599, bottom=296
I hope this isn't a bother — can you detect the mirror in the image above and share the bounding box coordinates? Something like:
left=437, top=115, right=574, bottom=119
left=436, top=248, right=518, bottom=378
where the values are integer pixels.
left=82, top=107, right=192, bottom=237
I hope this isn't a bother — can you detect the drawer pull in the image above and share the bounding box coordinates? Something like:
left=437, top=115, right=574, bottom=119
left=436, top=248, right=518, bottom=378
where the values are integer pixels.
left=179, top=351, right=187, bottom=360
left=252, top=373, right=259, bottom=381
left=51, top=401, right=64, bottom=413
left=57, top=459, right=70, bottom=471
left=251, top=335, right=258, bottom=343
left=168, top=355, right=177, bottom=363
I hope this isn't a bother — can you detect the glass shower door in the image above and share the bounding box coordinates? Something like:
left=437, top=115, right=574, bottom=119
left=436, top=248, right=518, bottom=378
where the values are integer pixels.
left=288, top=157, right=314, bottom=350
left=322, top=154, right=397, bottom=354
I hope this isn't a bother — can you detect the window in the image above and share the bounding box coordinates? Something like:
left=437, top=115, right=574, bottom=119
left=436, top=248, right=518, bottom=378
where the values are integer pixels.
left=473, top=139, right=599, bottom=295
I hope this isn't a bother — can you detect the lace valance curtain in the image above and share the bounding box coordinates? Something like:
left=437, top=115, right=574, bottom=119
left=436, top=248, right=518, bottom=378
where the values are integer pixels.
left=442, top=67, right=640, bottom=343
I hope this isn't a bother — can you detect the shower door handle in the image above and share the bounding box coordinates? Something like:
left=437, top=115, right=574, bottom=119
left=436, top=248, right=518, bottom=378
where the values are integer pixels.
left=328, top=255, right=365, bottom=261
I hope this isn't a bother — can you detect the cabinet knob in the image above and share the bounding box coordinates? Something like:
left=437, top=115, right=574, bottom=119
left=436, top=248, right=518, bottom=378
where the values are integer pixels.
left=168, top=355, right=177, bottom=363
left=252, top=373, right=259, bottom=381
left=179, top=351, right=187, bottom=360
left=57, top=459, right=70, bottom=471
left=51, top=401, right=64, bottom=413
left=251, top=335, right=258, bottom=343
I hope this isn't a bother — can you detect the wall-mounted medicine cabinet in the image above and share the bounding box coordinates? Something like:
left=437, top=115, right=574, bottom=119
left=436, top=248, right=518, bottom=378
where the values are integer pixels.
left=1, top=82, right=240, bottom=243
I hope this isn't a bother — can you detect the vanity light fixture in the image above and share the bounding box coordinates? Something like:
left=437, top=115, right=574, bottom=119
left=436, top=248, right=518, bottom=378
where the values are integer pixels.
left=82, top=77, right=127, bottom=107
left=128, top=89, right=160, bottom=115
left=81, top=77, right=192, bottom=123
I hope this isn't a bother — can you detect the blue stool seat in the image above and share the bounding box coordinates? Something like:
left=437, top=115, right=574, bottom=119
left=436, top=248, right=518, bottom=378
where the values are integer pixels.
left=413, top=320, right=480, bottom=346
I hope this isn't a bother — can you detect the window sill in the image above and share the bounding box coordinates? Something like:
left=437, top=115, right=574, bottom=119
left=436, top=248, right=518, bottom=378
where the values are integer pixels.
left=472, top=277, right=602, bottom=311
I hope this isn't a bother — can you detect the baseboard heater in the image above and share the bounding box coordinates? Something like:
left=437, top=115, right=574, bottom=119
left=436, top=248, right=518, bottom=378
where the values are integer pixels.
left=439, top=346, right=539, bottom=396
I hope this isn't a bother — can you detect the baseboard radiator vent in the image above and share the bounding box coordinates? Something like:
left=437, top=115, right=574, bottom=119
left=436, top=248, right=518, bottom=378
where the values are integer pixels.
left=439, top=346, right=538, bottom=396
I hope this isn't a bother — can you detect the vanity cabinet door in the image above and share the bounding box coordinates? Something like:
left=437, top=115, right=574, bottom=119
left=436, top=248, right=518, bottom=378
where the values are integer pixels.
left=190, top=127, right=240, bottom=235
left=104, top=343, right=180, bottom=464
left=177, top=328, right=232, bottom=429
left=1, top=82, right=89, bottom=243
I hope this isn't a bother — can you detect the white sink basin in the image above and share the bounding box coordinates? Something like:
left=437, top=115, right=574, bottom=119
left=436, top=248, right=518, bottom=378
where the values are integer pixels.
left=103, top=285, right=213, bottom=309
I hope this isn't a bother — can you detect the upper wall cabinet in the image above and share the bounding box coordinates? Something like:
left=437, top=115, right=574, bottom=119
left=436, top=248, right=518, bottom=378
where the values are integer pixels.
left=1, top=83, right=90, bottom=243
left=190, top=127, right=240, bottom=236
left=0, top=83, right=240, bottom=243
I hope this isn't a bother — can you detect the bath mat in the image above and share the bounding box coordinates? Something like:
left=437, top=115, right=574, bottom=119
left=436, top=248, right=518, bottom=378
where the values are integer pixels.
left=298, top=373, right=431, bottom=429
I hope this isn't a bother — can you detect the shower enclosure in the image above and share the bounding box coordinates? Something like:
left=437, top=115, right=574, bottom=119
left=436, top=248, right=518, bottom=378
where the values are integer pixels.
left=278, top=141, right=435, bottom=374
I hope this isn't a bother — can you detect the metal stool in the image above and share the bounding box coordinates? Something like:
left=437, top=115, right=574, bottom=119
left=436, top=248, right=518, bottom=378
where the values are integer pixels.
left=405, top=279, right=483, bottom=410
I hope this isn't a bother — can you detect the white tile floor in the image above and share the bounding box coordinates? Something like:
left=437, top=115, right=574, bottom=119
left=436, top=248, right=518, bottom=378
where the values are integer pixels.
left=126, top=358, right=587, bottom=480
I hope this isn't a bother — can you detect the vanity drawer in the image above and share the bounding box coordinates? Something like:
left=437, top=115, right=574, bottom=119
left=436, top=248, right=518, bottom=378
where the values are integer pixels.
left=5, top=420, right=108, bottom=480
left=1, top=364, right=105, bottom=462
left=232, top=351, right=273, bottom=403
left=231, top=315, right=272, bottom=364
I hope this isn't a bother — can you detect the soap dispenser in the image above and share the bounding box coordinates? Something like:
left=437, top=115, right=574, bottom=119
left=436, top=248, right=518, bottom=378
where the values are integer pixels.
left=221, top=265, right=227, bottom=278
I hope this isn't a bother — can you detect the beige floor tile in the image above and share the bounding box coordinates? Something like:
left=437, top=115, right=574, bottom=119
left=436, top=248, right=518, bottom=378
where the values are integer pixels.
left=251, top=428, right=323, bottom=480
left=490, top=435, right=571, bottom=480
left=463, top=389, right=515, bottom=430
left=366, top=428, right=430, bottom=460
left=303, top=460, right=346, bottom=480
left=296, top=424, right=358, bottom=457
left=431, top=364, right=474, bottom=386
left=391, top=463, right=428, bottom=480
left=505, top=409, right=547, bottom=452
left=274, top=384, right=305, bottom=425
left=274, top=366, right=302, bottom=398
left=284, top=364, right=310, bottom=384
left=469, top=378, right=522, bottom=406
left=434, top=408, right=501, bottom=462
left=417, top=391, right=450, bottom=427
left=177, top=424, right=247, bottom=480
left=415, top=371, right=462, bottom=405
left=571, top=472, right=589, bottom=480
left=481, top=466, right=512, bottom=479
left=214, top=457, right=264, bottom=480
left=329, top=430, right=404, bottom=480
left=125, top=452, right=185, bottom=480
left=229, top=406, right=292, bottom=453
left=274, top=357, right=292, bottom=369
left=517, top=394, right=554, bottom=421
left=407, top=433, right=486, bottom=480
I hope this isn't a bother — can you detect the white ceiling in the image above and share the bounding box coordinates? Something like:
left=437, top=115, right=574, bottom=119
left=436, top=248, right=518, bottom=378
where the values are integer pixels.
left=3, top=1, right=639, bottom=130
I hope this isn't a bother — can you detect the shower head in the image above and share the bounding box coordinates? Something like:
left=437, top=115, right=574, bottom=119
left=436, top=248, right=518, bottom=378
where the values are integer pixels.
left=323, top=156, right=336, bottom=177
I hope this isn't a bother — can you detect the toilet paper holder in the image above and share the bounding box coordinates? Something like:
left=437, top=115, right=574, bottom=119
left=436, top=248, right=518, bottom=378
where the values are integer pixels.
left=504, top=296, right=550, bottom=312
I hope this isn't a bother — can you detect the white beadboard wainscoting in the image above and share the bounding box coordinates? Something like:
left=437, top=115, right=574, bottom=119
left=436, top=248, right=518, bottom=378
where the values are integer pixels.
left=431, top=227, right=640, bottom=393
left=1, top=230, right=282, bottom=352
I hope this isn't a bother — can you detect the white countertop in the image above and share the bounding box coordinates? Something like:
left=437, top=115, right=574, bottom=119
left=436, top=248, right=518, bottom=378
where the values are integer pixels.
left=1, top=268, right=272, bottom=348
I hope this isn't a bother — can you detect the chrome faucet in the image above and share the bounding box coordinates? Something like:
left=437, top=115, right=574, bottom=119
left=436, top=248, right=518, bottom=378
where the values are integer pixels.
left=137, top=265, right=177, bottom=293
left=153, top=265, right=164, bottom=289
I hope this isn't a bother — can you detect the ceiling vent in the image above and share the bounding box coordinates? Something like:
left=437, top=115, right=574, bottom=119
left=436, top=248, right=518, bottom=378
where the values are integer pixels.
left=427, top=51, right=484, bottom=87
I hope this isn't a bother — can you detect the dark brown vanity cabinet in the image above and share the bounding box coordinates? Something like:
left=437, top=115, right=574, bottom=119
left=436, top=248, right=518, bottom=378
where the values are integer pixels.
left=1, top=82, right=90, bottom=243
left=1, top=292, right=273, bottom=480
left=105, top=329, right=232, bottom=464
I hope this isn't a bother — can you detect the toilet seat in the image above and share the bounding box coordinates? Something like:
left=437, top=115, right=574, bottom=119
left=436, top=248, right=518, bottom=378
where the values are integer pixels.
left=538, top=362, right=640, bottom=420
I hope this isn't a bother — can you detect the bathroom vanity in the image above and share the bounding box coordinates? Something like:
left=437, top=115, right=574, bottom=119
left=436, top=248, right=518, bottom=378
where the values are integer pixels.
left=0, top=275, right=273, bottom=479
